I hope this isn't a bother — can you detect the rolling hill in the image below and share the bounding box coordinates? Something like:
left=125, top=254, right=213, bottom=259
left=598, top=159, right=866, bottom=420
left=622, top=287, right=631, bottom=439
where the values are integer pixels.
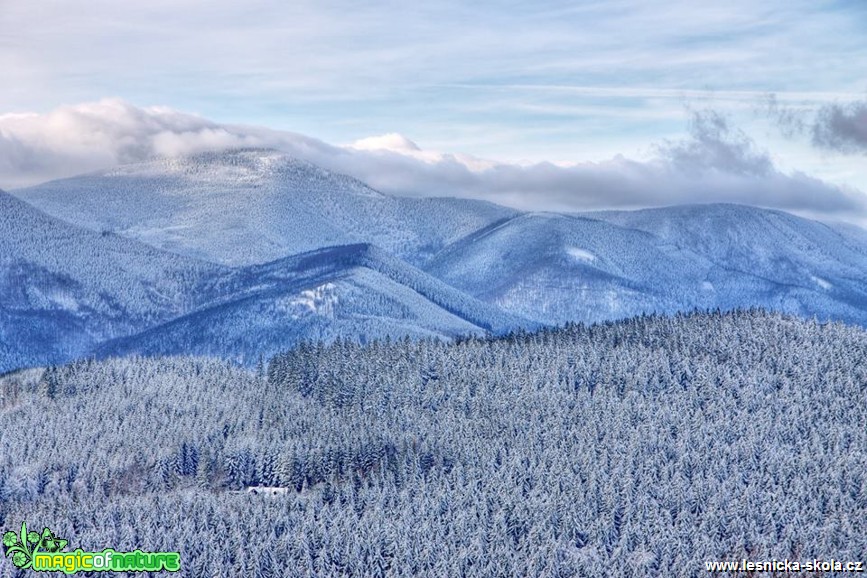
left=97, top=244, right=535, bottom=364
left=426, top=205, right=867, bottom=325
left=588, top=204, right=867, bottom=324
left=0, top=189, right=221, bottom=372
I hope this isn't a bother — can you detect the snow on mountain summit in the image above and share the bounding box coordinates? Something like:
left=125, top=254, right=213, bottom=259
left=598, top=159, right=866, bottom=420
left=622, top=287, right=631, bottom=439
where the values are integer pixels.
left=12, top=149, right=515, bottom=266
left=103, top=149, right=385, bottom=198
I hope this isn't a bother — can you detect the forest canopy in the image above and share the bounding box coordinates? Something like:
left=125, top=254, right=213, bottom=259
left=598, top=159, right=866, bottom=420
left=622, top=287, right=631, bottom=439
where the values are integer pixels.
left=1, top=310, right=865, bottom=577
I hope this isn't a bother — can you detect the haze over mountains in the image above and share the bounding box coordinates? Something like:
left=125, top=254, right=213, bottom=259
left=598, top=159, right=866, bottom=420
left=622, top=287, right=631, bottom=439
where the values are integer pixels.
left=4, top=148, right=867, bottom=373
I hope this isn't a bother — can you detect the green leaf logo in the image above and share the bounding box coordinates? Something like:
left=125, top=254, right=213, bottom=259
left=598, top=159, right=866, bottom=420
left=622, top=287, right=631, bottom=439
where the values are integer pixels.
left=39, top=528, right=67, bottom=553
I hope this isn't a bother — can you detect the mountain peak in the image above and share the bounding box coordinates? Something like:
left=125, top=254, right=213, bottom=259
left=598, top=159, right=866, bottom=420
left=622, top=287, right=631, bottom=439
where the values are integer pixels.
left=100, top=148, right=354, bottom=186
left=11, top=153, right=514, bottom=266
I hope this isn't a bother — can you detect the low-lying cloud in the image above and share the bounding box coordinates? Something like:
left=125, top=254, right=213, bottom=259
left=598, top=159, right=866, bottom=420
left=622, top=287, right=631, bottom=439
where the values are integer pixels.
left=1, top=99, right=864, bottom=219
left=0, top=100, right=263, bottom=188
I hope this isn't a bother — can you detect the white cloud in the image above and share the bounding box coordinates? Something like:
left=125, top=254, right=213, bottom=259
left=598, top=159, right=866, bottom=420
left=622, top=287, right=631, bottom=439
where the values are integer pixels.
left=2, top=0, right=865, bottom=201
left=1, top=99, right=864, bottom=221
left=350, top=133, right=422, bottom=154
left=347, top=133, right=498, bottom=171
left=0, top=99, right=263, bottom=187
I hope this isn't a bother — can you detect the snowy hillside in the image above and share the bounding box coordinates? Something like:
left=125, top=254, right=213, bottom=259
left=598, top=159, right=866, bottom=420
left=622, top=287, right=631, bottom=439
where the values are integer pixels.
left=425, top=212, right=709, bottom=324
left=0, top=193, right=531, bottom=372
left=427, top=206, right=867, bottom=326
left=0, top=190, right=222, bottom=373
left=97, top=244, right=535, bottom=365
left=0, top=185, right=523, bottom=373
left=12, top=149, right=517, bottom=266
left=587, top=204, right=867, bottom=324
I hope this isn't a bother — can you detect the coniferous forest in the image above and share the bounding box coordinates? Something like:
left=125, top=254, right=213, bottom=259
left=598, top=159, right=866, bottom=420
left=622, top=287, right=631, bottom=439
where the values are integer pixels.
left=1, top=310, right=865, bottom=577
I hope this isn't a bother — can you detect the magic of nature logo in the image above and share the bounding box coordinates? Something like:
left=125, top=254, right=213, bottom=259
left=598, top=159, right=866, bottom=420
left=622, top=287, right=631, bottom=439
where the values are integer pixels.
left=3, top=522, right=180, bottom=573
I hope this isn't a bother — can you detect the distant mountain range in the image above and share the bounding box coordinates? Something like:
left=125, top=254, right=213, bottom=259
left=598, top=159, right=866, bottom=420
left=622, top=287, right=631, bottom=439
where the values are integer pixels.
left=428, top=205, right=867, bottom=325
left=0, top=191, right=220, bottom=372
left=3, top=148, right=867, bottom=372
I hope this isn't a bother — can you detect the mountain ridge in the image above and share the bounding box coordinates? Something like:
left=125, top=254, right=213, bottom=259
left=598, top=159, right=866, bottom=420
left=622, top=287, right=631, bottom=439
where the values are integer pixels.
left=424, top=203, right=867, bottom=326
left=12, top=148, right=518, bottom=266
left=0, top=188, right=224, bottom=372
left=5, top=153, right=867, bottom=373
left=96, top=243, right=535, bottom=364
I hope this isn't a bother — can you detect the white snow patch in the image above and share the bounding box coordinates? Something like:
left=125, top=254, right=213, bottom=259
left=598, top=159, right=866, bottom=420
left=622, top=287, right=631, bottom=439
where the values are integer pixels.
left=604, top=289, right=621, bottom=311
left=47, top=291, right=80, bottom=312
left=277, top=283, right=338, bottom=319
left=811, top=275, right=832, bottom=290
left=567, top=247, right=597, bottom=262
left=701, top=281, right=715, bottom=292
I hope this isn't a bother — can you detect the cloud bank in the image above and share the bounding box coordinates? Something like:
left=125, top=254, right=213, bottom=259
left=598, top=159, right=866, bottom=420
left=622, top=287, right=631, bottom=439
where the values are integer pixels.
left=1, top=99, right=864, bottom=219
left=0, top=100, right=265, bottom=188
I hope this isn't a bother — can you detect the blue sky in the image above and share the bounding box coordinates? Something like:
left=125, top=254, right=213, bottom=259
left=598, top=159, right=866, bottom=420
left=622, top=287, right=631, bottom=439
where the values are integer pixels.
left=1, top=0, right=866, bottom=219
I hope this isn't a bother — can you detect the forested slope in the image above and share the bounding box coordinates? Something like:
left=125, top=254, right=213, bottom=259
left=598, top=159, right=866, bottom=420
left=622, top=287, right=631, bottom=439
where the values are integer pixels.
left=95, top=244, right=533, bottom=364
left=0, top=190, right=221, bottom=373
left=1, top=310, right=864, bottom=577
left=428, top=204, right=867, bottom=325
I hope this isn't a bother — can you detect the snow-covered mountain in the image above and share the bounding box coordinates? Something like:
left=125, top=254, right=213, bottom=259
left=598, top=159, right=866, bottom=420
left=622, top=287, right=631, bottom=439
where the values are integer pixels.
left=589, top=204, right=867, bottom=321
left=0, top=188, right=529, bottom=372
left=426, top=204, right=867, bottom=325
left=5, top=151, right=867, bottom=374
left=12, top=149, right=516, bottom=266
left=0, top=189, right=224, bottom=372
left=97, top=244, right=534, bottom=364
left=425, top=212, right=708, bottom=324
